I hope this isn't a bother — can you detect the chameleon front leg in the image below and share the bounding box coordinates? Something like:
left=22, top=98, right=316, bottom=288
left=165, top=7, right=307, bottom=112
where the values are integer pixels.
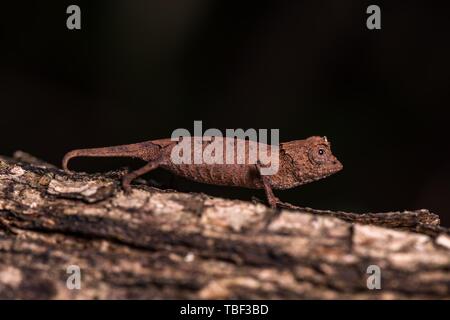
left=122, top=157, right=163, bottom=193
left=256, top=161, right=280, bottom=209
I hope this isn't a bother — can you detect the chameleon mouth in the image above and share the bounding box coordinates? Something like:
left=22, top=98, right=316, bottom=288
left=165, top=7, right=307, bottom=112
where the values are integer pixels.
left=316, top=163, right=343, bottom=180
left=303, top=172, right=334, bottom=184
left=328, top=159, right=343, bottom=174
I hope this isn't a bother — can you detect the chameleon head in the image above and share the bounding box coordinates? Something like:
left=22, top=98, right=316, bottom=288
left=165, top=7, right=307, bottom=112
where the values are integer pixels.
left=282, top=136, right=343, bottom=185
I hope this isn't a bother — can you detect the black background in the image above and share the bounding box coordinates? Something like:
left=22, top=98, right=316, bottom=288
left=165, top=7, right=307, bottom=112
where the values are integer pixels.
left=1, top=1, right=449, bottom=225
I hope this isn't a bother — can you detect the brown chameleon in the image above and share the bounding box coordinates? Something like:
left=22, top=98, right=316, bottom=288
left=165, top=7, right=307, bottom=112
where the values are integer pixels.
left=62, top=136, right=343, bottom=208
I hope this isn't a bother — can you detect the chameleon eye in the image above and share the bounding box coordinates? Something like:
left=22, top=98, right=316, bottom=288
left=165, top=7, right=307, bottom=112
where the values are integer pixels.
left=309, top=144, right=329, bottom=165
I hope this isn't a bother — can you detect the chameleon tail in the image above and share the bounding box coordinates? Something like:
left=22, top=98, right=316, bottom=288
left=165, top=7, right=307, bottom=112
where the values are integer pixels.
left=62, top=141, right=160, bottom=172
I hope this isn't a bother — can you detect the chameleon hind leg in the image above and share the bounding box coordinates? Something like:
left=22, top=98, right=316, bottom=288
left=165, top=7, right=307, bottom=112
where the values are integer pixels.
left=122, top=157, right=164, bottom=193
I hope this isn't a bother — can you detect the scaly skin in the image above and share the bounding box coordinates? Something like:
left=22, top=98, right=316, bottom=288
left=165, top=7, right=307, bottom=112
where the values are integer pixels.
left=62, top=136, right=343, bottom=208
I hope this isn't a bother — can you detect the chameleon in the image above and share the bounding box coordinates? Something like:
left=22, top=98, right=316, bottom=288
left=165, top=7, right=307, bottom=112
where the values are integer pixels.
left=62, top=136, right=343, bottom=208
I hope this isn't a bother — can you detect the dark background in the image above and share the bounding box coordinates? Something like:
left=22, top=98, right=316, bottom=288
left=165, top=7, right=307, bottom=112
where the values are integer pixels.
left=1, top=1, right=449, bottom=225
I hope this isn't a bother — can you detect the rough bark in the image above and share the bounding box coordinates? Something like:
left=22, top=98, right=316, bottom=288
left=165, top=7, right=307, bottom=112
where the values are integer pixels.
left=0, top=152, right=449, bottom=299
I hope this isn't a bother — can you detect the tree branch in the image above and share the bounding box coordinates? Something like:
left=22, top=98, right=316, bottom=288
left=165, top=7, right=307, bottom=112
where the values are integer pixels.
left=0, top=154, right=449, bottom=299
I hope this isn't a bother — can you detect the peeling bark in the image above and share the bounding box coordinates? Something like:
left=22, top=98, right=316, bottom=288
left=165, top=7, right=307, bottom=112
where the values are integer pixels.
left=0, top=153, right=449, bottom=299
